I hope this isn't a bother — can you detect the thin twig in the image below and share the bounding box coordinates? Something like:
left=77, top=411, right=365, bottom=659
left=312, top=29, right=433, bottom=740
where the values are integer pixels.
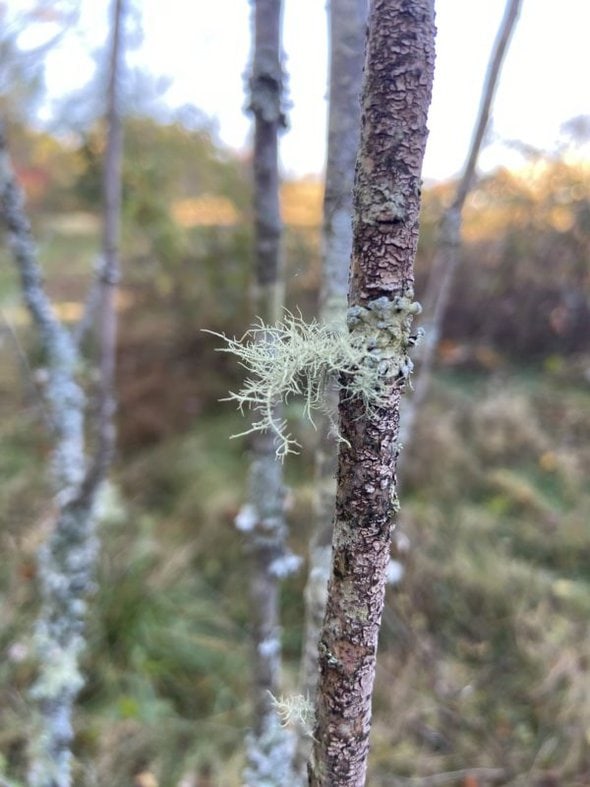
left=72, top=255, right=105, bottom=349
left=399, top=0, right=523, bottom=459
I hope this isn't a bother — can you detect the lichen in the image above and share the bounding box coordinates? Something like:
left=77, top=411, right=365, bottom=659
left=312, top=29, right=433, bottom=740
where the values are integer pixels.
left=208, top=295, right=421, bottom=459
left=270, top=693, right=316, bottom=736
left=355, top=179, right=407, bottom=225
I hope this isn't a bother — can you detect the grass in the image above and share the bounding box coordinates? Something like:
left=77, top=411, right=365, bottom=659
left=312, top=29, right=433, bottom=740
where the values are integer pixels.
left=1, top=346, right=589, bottom=783
left=1, top=217, right=589, bottom=784
left=378, top=367, right=590, bottom=783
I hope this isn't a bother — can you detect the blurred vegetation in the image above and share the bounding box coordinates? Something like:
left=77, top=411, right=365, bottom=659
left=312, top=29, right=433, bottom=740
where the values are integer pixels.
left=0, top=116, right=589, bottom=786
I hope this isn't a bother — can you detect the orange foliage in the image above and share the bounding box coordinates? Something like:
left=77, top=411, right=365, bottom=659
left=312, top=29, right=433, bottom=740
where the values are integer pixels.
left=462, top=160, right=590, bottom=243
left=280, top=178, right=323, bottom=227
left=172, top=195, right=240, bottom=227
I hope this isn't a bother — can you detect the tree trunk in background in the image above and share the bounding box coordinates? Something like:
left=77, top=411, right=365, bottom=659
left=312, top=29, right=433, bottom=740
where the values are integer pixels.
left=96, top=0, right=124, bottom=484
left=295, top=0, right=366, bottom=777
left=0, top=3, right=125, bottom=785
left=1, top=125, right=92, bottom=787
left=308, top=1, right=436, bottom=784
left=237, top=1, right=297, bottom=784
left=398, top=0, right=522, bottom=456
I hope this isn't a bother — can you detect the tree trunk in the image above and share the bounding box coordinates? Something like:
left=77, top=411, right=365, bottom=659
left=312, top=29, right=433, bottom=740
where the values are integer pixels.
left=238, top=1, right=297, bottom=784
left=0, top=126, right=91, bottom=787
left=96, top=0, right=124, bottom=479
left=296, top=0, right=366, bottom=777
left=309, top=2, right=436, bottom=785
left=398, top=0, right=522, bottom=455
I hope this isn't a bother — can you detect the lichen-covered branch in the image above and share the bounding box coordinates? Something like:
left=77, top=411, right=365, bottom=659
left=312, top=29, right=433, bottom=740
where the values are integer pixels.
left=238, top=435, right=299, bottom=787
left=0, top=3, right=126, bottom=785
left=238, top=1, right=296, bottom=783
left=0, top=127, right=85, bottom=495
left=1, top=123, right=92, bottom=787
left=398, top=0, right=522, bottom=456
left=309, top=2, right=436, bottom=785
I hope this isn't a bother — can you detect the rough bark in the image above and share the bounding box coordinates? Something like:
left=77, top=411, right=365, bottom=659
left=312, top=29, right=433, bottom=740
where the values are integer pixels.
left=0, top=3, right=125, bottom=785
left=237, top=1, right=296, bottom=783
left=296, top=0, right=366, bottom=776
left=309, top=2, right=436, bottom=785
left=398, top=0, right=522, bottom=454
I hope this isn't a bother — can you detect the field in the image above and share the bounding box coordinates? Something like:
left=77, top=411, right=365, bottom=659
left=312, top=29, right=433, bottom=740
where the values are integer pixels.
left=1, top=174, right=589, bottom=785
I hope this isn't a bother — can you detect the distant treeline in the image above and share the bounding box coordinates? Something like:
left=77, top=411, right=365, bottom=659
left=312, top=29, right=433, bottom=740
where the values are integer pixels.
left=8, top=118, right=590, bottom=363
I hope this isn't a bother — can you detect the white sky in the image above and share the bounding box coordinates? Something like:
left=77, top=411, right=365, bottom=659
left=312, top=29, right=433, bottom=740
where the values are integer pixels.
left=39, top=0, right=590, bottom=181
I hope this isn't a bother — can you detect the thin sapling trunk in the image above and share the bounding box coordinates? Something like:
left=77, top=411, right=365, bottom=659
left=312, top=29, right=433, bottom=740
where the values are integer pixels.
left=237, top=1, right=298, bottom=783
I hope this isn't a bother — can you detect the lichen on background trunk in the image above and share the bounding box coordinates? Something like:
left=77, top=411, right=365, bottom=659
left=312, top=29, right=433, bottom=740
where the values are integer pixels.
left=238, top=0, right=298, bottom=783
left=0, top=2, right=125, bottom=785
left=0, top=125, right=95, bottom=787
left=309, top=2, right=436, bottom=785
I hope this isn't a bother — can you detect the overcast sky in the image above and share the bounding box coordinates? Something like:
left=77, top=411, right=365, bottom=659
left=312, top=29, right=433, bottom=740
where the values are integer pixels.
left=36, top=0, right=590, bottom=181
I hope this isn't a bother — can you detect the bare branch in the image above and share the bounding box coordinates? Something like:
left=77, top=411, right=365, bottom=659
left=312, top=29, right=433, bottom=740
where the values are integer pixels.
left=399, top=0, right=523, bottom=457
left=453, top=0, right=523, bottom=212
left=90, top=0, right=125, bottom=485
left=71, top=255, right=105, bottom=350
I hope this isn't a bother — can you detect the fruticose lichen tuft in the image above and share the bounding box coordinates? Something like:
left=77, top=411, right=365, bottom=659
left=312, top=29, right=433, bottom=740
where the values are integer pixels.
left=271, top=693, right=316, bottom=735
left=208, top=296, right=421, bottom=459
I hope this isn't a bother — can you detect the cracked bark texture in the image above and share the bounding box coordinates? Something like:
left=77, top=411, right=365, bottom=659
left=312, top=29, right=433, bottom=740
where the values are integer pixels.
left=309, top=2, right=435, bottom=785
left=398, top=0, right=522, bottom=457
left=0, top=3, right=125, bottom=785
left=238, top=1, right=296, bottom=783
left=295, top=0, right=366, bottom=779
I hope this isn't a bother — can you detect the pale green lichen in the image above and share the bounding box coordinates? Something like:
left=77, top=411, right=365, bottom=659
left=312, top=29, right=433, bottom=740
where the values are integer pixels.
left=356, top=180, right=408, bottom=225
left=208, top=295, right=421, bottom=459
left=270, top=693, right=316, bottom=736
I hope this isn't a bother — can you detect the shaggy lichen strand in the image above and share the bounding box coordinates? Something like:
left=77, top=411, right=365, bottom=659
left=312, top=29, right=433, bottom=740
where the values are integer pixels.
left=211, top=295, right=421, bottom=458
left=271, top=694, right=315, bottom=735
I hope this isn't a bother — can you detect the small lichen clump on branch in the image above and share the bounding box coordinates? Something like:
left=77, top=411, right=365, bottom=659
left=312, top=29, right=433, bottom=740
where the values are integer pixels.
left=210, top=294, right=421, bottom=459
